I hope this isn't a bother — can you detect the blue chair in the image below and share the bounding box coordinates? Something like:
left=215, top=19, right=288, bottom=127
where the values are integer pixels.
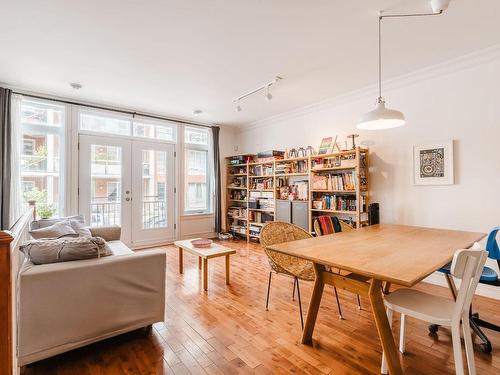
left=430, top=227, right=500, bottom=353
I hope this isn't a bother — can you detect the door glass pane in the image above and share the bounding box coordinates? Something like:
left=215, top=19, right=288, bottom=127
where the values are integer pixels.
left=133, top=119, right=177, bottom=142
left=142, top=150, right=167, bottom=229
left=90, top=145, right=122, bottom=226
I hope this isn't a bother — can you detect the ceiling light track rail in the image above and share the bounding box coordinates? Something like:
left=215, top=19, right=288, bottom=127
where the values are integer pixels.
left=233, top=76, right=282, bottom=112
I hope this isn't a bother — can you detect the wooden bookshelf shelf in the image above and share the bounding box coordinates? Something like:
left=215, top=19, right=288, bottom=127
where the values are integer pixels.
left=311, top=209, right=357, bottom=215
left=311, top=189, right=356, bottom=193
left=249, top=222, right=265, bottom=227
left=225, top=146, right=369, bottom=241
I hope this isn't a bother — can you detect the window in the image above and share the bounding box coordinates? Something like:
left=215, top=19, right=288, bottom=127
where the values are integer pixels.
left=78, top=109, right=178, bottom=143
left=133, top=118, right=177, bottom=142
left=22, top=139, right=35, bottom=155
left=79, top=110, right=131, bottom=136
left=184, top=126, right=212, bottom=214
left=20, top=98, right=66, bottom=216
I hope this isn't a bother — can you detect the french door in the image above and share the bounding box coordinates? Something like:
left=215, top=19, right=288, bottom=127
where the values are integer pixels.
left=78, top=135, right=175, bottom=245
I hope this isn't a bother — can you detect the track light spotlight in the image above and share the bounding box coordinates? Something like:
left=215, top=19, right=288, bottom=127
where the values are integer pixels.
left=265, top=85, right=273, bottom=101
left=235, top=102, right=242, bottom=112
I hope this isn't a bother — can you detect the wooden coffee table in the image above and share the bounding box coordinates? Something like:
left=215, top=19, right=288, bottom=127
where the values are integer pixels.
left=174, top=239, right=236, bottom=291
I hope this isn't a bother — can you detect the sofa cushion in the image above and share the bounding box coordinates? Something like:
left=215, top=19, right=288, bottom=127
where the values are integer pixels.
left=29, top=220, right=76, bottom=239
left=20, top=237, right=112, bottom=265
left=106, top=240, right=134, bottom=256
left=30, top=215, right=85, bottom=231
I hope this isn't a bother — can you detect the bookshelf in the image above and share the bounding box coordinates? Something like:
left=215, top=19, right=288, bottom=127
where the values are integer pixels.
left=225, top=147, right=369, bottom=240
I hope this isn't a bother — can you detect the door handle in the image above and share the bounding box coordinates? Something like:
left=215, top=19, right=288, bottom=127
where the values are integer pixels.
left=125, top=197, right=131, bottom=202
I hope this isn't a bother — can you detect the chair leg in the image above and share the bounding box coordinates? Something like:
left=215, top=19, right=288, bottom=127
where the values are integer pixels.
left=462, top=314, right=476, bottom=375
left=292, top=277, right=296, bottom=301
left=265, top=272, right=272, bottom=310
left=356, top=294, right=362, bottom=310
left=333, top=287, right=343, bottom=319
left=470, top=318, right=493, bottom=354
left=381, top=308, right=394, bottom=375
left=451, top=321, right=465, bottom=375
left=399, top=314, right=406, bottom=354
left=296, top=277, right=304, bottom=330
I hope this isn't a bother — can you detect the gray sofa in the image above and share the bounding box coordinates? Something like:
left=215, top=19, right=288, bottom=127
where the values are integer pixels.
left=18, top=221, right=166, bottom=366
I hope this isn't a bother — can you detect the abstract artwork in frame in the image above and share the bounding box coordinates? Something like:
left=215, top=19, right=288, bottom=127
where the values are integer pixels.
left=413, top=140, right=454, bottom=185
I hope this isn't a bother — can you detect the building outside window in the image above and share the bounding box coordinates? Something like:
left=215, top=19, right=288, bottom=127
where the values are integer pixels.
left=20, top=98, right=66, bottom=217
left=184, top=126, right=212, bottom=214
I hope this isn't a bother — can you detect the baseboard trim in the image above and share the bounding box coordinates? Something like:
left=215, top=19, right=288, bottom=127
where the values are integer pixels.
left=424, top=272, right=499, bottom=300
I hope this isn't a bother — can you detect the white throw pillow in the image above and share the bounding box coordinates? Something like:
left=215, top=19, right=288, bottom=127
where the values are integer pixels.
left=69, top=219, right=92, bottom=237
left=29, top=220, right=76, bottom=239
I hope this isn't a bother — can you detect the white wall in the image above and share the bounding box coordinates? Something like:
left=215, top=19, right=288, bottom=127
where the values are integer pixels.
left=236, top=46, right=500, bottom=298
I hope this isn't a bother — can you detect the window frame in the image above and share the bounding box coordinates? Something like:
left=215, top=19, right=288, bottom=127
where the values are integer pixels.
left=182, top=125, right=213, bottom=215
left=19, top=97, right=68, bottom=216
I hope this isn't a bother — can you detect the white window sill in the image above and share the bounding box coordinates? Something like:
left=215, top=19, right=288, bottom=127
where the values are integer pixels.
left=181, top=213, right=214, bottom=219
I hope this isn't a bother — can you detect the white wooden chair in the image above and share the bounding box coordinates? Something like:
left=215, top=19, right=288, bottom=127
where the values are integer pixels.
left=381, top=248, right=488, bottom=375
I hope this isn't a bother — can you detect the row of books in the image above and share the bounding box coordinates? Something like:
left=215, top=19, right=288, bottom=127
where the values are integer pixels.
left=312, top=172, right=357, bottom=191
left=275, top=160, right=308, bottom=174
left=229, top=190, right=247, bottom=200
left=228, top=206, right=247, bottom=219
left=250, top=165, right=273, bottom=176
left=312, top=194, right=357, bottom=212
left=249, top=211, right=273, bottom=223
left=249, top=178, right=273, bottom=189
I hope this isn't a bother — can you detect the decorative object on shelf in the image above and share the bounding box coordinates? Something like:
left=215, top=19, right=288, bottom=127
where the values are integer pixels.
left=347, top=134, right=359, bottom=149
left=318, top=137, right=334, bottom=154
left=190, top=239, right=213, bottom=248
left=413, top=140, right=454, bottom=185
left=289, top=148, right=298, bottom=158
left=305, top=146, right=315, bottom=156
left=357, top=1, right=451, bottom=130
left=297, top=147, right=306, bottom=157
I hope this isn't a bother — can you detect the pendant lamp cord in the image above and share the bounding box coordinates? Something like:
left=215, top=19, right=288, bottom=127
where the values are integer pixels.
left=377, top=10, right=443, bottom=101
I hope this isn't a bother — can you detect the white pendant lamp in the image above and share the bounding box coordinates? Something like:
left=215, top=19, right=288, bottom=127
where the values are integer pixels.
left=357, top=0, right=451, bottom=130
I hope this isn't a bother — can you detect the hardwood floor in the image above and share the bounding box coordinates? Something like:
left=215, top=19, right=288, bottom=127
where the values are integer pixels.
left=27, top=239, right=500, bottom=374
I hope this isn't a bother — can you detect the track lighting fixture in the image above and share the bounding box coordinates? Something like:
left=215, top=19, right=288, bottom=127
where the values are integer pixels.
left=264, top=85, right=273, bottom=102
left=232, top=76, right=281, bottom=112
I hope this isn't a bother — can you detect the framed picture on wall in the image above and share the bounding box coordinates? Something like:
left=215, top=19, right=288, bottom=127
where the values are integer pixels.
left=413, top=140, right=454, bottom=185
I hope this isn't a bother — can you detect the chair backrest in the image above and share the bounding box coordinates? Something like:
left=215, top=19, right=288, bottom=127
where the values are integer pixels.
left=486, top=226, right=500, bottom=260
left=450, top=249, right=488, bottom=318
left=260, top=221, right=312, bottom=247
left=313, top=219, right=322, bottom=237
left=318, top=216, right=335, bottom=235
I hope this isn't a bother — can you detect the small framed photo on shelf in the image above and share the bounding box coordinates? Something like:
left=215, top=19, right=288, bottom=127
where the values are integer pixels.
left=413, top=140, right=454, bottom=185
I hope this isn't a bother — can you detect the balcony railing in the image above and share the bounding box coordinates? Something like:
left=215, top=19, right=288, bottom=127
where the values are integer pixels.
left=90, top=198, right=166, bottom=229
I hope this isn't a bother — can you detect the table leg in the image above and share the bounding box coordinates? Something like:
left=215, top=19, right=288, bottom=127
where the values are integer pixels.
left=198, top=257, right=202, bottom=270
left=383, top=281, right=392, bottom=295
left=178, top=247, right=183, bottom=274
left=203, top=258, right=208, bottom=291
left=368, top=279, right=403, bottom=375
left=225, top=255, right=230, bottom=285
left=301, top=263, right=325, bottom=345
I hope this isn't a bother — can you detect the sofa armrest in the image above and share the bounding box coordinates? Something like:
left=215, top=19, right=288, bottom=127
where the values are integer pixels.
left=89, top=226, right=121, bottom=241
left=18, top=249, right=166, bottom=365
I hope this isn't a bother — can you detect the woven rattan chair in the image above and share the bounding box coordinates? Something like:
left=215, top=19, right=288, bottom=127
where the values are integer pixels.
left=260, top=221, right=343, bottom=328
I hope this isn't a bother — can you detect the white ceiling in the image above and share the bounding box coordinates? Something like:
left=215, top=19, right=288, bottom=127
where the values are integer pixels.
left=1, top=0, right=499, bottom=126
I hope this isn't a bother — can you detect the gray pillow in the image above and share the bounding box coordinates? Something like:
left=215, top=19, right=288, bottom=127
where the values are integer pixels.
left=30, top=214, right=85, bottom=230
left=20, top=237, right=112, bottom=265
left=29, top=220, right=76, bottom=239
left=69, top=219, right=92, bottom=237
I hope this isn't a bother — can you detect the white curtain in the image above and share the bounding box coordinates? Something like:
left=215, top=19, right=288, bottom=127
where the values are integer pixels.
left=9, top=94, right=23, bottom=227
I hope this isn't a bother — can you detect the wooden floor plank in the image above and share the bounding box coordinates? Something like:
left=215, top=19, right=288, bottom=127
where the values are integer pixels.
left=26, top=239, right=500, bottom=374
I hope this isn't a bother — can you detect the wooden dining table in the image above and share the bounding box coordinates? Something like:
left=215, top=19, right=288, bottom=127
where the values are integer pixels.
left=267, top=224, right=485, bottom=375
